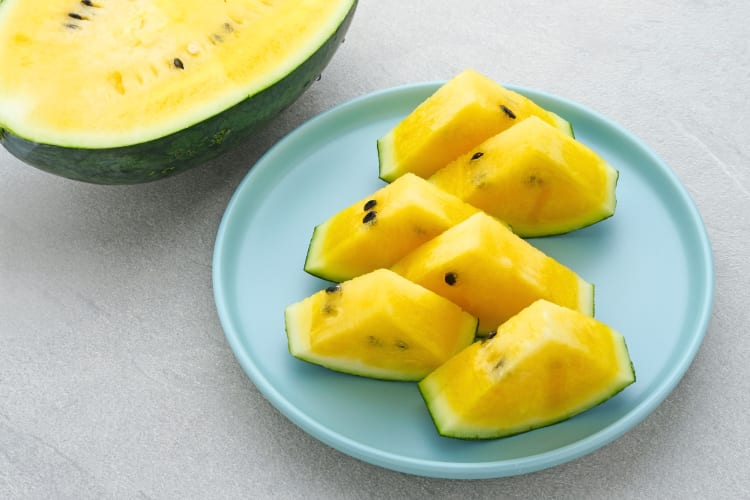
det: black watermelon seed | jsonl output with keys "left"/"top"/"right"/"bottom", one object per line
{"left": 362, "top": 210, "right": 377, "bottom": 224}
{"left": 325, "top": 284, "right": 341, "bottom": 294}
{"left": 481, "top": 331, "right": 498, "bottom": 344}
{"left": 81, "top": 0, "right": 93, "bottom": 5}
{"left": 363, "top": 199, "right": 377, "bottom": 211}
{"left": 500, "top": 105, "right": 516, "bottom": 119}
{"left": 396, "top": 340, "right": 409, "bottom": 350}
{"left": 68, "top": 12, "right": 87, "bottom": 20}
{"left": 471, "top": 152, "right": 484, "bottom": 161}
{"left": 173, "top": 58, "right": 184, "bottom": 69}
{"left": 64, "top": 23, "right": 81, "bottom": 30}
{"left": 444, "top": 272, "right": 457, "bottom": 285}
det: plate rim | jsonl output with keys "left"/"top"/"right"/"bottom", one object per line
{"left": 212, "top": 81, "right": 715, "bottom": 479}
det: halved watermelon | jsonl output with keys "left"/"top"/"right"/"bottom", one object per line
{"left": 0, "top": 0, "right": 357, "bottom": 183}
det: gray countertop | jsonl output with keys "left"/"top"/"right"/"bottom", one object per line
{"left": 2, "top": 1, "right": 748, "bottom": 498}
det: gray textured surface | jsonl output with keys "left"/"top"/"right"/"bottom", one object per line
{"left": 1, "top": 1, "right": 749, "bottom": 498}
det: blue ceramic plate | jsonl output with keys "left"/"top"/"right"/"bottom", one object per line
{"left": 212, "top": 83, "right": 714, "bottom": 478}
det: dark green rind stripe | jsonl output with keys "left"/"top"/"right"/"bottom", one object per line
{"left": 0, "top": 2, "right": 357, "bottom": 185}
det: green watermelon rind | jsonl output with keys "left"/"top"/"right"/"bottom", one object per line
{"left": 303, "top": 223, "right": 354, "bottom": 283}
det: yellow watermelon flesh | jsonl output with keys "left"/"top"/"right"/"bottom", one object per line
{"left": 419, "top": 299, "right": 635, "bottom": 440}
{"left": 377, "top": 69, "right": 573, "bottom": 182}
{"left": 390, "top": 212, "right": 594, "bottom": 335}
{"left": 284, "top": 269, "right": 478, "bottom": 381}
{"left": 429, "top": 115, "right": 619, "bottom": 237}
{"left": 304, "top": 173, "right": 479, "bottom": 282}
